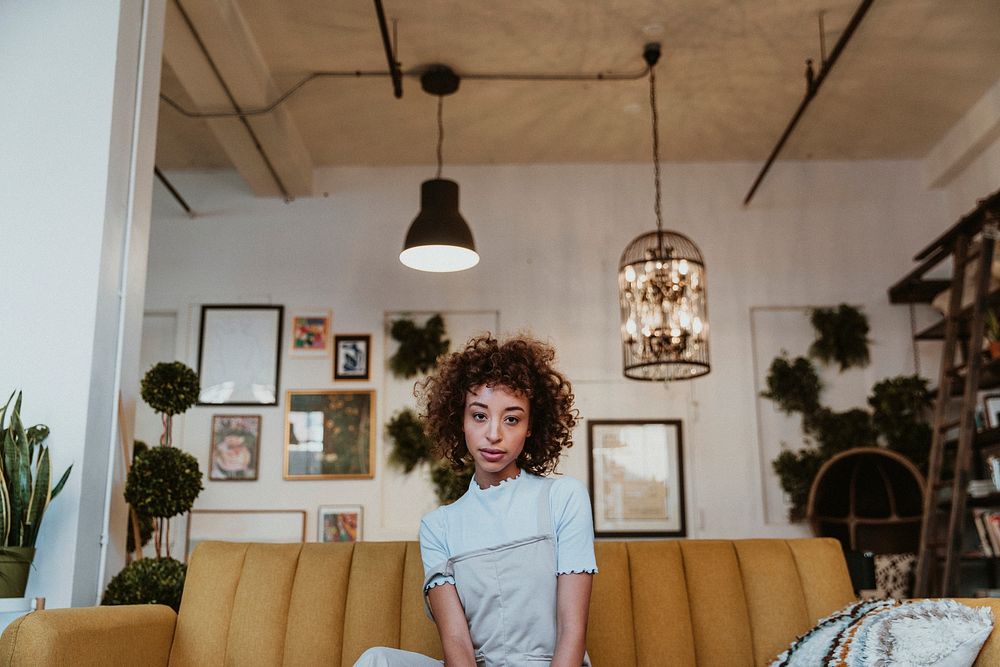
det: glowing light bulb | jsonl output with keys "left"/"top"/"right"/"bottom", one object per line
{"left": 693, "top": 318, "right": 703, "bottom": 334}
{"left": 625, "top": 266, "right": 636, "bottom": 282}
{"left": 678, "top": 259, "right": 689, "bottom": 275}
{"left": 625, "top": 319, "right": 637, "bottom": 335}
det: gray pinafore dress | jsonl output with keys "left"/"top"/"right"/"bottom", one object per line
{"left": 422, "top": 478, "right": 592, "bottom": 667}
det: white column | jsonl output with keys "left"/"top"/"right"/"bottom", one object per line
{"left": 0, "top": 0, "right": 165, "bottom": 607}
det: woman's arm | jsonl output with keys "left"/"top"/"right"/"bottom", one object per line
{"left": 427, "top": 583, "right": 477, "bottom": 667}
{"left": 551, "top": 572, "right": 593, "bottom": 667}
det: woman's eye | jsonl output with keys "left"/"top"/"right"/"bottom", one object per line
{"left": 472, "top": 412, "right": 487, "bottom": 421}
{"left": 504, "top": 416, "right": 520, "bottom": 425}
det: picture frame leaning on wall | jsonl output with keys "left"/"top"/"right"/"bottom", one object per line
{"left": 587, "top": 419, "right": 686, "bottom": 538}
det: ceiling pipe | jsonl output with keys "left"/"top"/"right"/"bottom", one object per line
{"left": 172, "top": 0, "right": 292, "bottom": 201}
{"left": 154, "top": 167, "right": 195, "bottom": 217}
{"left": 743, "top": 0, "right": 876, "bottom": 206}
{"left": 373, "top": 0, "right": 403, "bottom": 98}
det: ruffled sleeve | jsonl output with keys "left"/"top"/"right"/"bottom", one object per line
{"left": 550, "top": 476, "right": 598, "bottom": 575}
{"left": 419, "top": 509, "right": 456, "bottom": 590}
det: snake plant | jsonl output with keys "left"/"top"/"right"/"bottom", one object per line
{"left": 0, "top": 392, "right": 72, "bottom": 547}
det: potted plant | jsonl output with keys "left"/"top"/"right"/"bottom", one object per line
{"left": 986, "top": 308, "right": 1000, "bottom": 360}
{"left": 103, "top": 362, "right": 202, "bottom": 611}
{"left": 0, "top": 392, "right": 72, "bottom": 597}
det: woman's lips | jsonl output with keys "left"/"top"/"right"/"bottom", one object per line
{"left": 479, "top": 449, "right": 504, "bottom": 463}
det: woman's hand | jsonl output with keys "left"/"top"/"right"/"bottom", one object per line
{"left": 427, "top": 583, "right": 477, "bottom": 667}
{"left": 551, "top": 572, "right": 593, "bottom": 667}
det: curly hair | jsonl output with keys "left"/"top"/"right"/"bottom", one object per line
{"left": 417, "top": 333, "right": 578, "bottom": 476}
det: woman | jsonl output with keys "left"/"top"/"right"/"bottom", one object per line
{"left": 356, "top": 334, "right": 596, "bottom": 667}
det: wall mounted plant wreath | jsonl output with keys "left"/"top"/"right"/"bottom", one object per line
{"left": 808, "top": 304, "right": 871, "bottom": 372}
{"left": 388, "top": 315, "right": 449, "bottom": 379}
{"left": 386, "top": 408, "right": 472, "bottom": 503}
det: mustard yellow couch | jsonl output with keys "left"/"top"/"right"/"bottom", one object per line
{"left": 2, "top": 538, "right": 999, "bottom": 666}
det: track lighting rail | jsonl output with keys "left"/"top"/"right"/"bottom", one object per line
{"left": 742, "top": 0, "right": 875, "bottom": 206}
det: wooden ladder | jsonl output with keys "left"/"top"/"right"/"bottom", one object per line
{"left": 914, "top": 220, "right": 998, "bottom": 597}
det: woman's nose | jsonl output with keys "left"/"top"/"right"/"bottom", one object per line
{"left": 487, "top": 420, "right": 502, "bottom": 442}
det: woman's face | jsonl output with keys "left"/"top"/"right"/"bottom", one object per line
{"left": 464, "top": 384, "right": 531, "bottom": 488}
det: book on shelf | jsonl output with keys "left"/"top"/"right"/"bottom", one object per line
{"left": 974, "top": 508, "right": 995, "bottom": 557}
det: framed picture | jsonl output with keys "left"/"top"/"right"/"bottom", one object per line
{"left": 284, "top": 389, "right": 375, "bottom": 479}
{"left": 184, "top": 509, "right": 307, "bottom": 562}
{"left": 334, "top": 334, "right": 371, "bottom": 381}
{"left": 209, "top": 415, "right": 261, "bottom": 481}
{"left": 318, "top": 505, "right": 363, "bottom": 542}
{"left": 289, "top": 309, "right": 331, "bottom": 357}
{"left": 984, "top": 394, "right": 1000, "bottom": 429}
{"left": 587, "top": 420, "right": 686, "bottom": 538}
{"left": 197, "top": 305, "right": 283, "bottom": 406}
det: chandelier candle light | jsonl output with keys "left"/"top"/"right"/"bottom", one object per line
{"left": 619, "top": 43, "right": 710, "bottom": 381}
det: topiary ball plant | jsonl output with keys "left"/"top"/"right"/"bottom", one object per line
{"left": 101, "top": 557, "right": 186, "bottom": 611}
{"left": 140, "top": 362, "right": 199, "bottom": 416}
{"left": 125, "top": 446, "right": 203, "bottom": 519}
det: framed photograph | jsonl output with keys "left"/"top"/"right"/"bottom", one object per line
{"left": 284, "top": 389, "right": 375, "bottom": 479}
{"left": 334, "top": 334, "right": 371, "bottom": 381}
{"left": 318, "top": 505, "right": 363, "bottom": 542}
{"left": 197, "top": 305, "right": 283, "bottom": 406}
{"left": 587, "top": 420, "right": 686, "bottom": 538}
{"left": 289, "top": 309, "right": 331, "bottom": 357}
{"left": 184, "top": 509, "right": 307, "bottom": 562}
{"left": 208, "top": 415, "right": 261, "bottom": 481}
{"left": 984, "top": 394, "right": 1000, "bottom": 429}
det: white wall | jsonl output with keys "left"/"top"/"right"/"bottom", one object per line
{"left": 144, "top": 159, "right": 949, "bottom": 543}
{"left": 0, "top": 1, "right": 163, "bottom": 606}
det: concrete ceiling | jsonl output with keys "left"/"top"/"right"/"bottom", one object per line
{"left": 155, "top": 0, "right": 1000, "bottom": 196}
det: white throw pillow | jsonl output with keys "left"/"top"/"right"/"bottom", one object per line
{"left": 771, "top": 599, "right": 993, "bottom": 667}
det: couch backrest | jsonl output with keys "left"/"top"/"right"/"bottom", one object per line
{"left": 167, "top": 538, "right": 854, "bottom": 667}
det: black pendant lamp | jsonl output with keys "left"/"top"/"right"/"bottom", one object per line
{"left": 400, "top": 66, "right": 479, "bottom": 273}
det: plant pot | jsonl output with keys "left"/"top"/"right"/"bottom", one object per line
{"left": 0, "top": 548, "right": 34, "bottom": 598}
{"left": 990, "top": 341, "right": 1000, "bottom": 360}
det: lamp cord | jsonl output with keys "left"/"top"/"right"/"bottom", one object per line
{"left": 649, "top": 66, "right": 666, "bottom": 262}
{"left": 436, "top": 95, "right": 444, "bottom": 179}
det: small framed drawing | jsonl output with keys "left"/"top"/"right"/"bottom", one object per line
{"left": 184, "top": 509, "right": 307, "bottom": 562}
{"left": 587, "top": 419, "right": 686, "bottom": 538}
{"left": 334, "top": 334, "right": 371, "bottom": 381}
{"left": 284, "top": 389, "right": 375, "bottom": 479}
{"left": 289, "top": 309, "right": 331, "bottom": 357}
{"left": 209, "top": 415, "right": 261, "bottom": 481}
{"left": 318, "top": 505, "right": 363, "bottom": 542}
{"left": 197, "top": 305, "right": 283, "bottom": 406}
{"left": 984, "top": 394, "right": 1000, "bottom": 429}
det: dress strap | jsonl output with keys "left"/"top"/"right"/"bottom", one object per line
{"left": 535, "top": 477, "right": 555, "bottom": 536}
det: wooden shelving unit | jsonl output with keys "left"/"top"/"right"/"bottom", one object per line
{"left": 888, "top": 188, "right": 1000, "bottom": 597}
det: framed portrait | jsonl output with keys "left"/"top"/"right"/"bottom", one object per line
{"left": 318, "top": 505, "right": 363, "bottom": 542}
{"left": 289, "top": 309, "right": 331, "bottom": 357}
{"left": 284, "top": 389, "right": 375, "bottom": 479}
{"left": 208, "top": 415, "right": 261, "bottom": 481}
{"left": 587, "top": 420, "right": 686, "bottom": 538}
{"left": 184, "top": 509, "right": 307, "bottom": 562}
{"left": 197, "top": 305, "right": 283, "bottom": 406}
{"left": 984, "top": 394, "right": 1000, "bottom": 429}
{"left": 334, "top": 334, "right": 371, "bottom": 381}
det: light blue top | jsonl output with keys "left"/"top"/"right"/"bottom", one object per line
{"left": 419, "top": 470, "right": 598, "bottom": 590}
